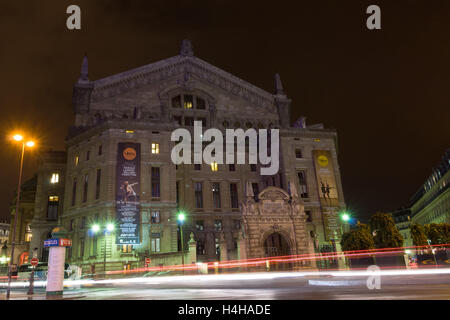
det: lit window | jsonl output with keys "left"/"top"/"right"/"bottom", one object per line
{"left": 126, "top": 130, "right": 135, "bottom": 134}
{"left": 49, "top": 195, "right": 59, "bottom": 202}
{"left": 184, "top": 95, "right": 193, "bottom": 109}
{"left": 50, "top": 173, "right": 59, "bottom": 184}
{"left": 211, "top": 162, "right": 218, "bottom": 172}
{"left": 25, "top": 225, "right": 32, "bottom": 242}
{"left": 152, "top": 143, "right": 160, "bottom": 154}
{"left": 122, "top": 245, "right": 132, "bottom": 253}
{"left": 75, "top": 156, "right": 79, "bottom": 166}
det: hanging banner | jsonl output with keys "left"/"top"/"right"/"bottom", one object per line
{"left": 116, "top": 142, "right": 141, "bottom": 245}
{"left": 312, "top": 150, "right": 339, "bottom": 207}
{"left": 312, "top": 150, "right": 340, "bottom": 241}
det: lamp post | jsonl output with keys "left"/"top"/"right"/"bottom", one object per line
{"left": 177, "top": 211, "right": 186, "bottom": 274}
{"left": 6, "top": 134, "right": 35, "bottom": 299}
{"left": 91, "top": 223, "right": 115, "bottom": 277}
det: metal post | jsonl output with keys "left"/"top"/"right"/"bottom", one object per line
{"left": 180, "top": 223, "right": 184, "bottom": 274}
{"left": 6, "top": 142, "right": 25, "bottom": 299}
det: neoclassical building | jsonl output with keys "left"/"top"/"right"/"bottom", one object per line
{"left": 24, "top": 40, "right": 346, "bottom": 272}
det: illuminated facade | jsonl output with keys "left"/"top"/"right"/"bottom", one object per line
{"left": 28, "top": 40, "right": 346, "bottom": 272}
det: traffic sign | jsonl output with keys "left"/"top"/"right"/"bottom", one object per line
{"left": 145, "top": 258, "right": 150, "bottom": 264}
{"left": 31, "top": 258, "right": 39, "bottom": 266}
{"left": 59, "top": 238, "right": 72, "bottom": 247}
{"left": 44, "top": 239, "right": 59, "bottom": 247}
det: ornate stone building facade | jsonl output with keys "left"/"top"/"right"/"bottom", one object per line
{"left": 26, "top": 40, "right": 346, "bottom": 272}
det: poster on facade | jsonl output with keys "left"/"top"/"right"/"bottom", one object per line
{"left": 312, "top": 150, "right": 339, "bottom": 207}
{"left": 116, "top": 142, "right": 141, "bottom": 245}
{"left": 312, "top": 150, "right": 340, "bottom": 241}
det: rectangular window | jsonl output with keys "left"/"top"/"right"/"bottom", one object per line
{"left": 211, "top": 161, "right": 218, "bottom": 172}
{"left": 173, "top": 115, "right": 182, "bottom": 125}
{"left": 197, "top": 240, "right": 205, "bottom": 255}
{"left": 197, "top": 117, "right": 206, "bottom": 126}
{"left": 25, "top": 225, "right": 32, "bottom": 242}
{"left": 295, "top": 149, "right": 303, "bottom": 158}
{"left": 75, "top": 156, "right": 79, "bottom": 166}
{"left": 95, "top": 169, "right": 101, "bottom": 200}
{"left": 83, "top": 174, "right": 89, "bottom": 203}
{"left": 194, "top": 164, "right": 201, "bottom": 170}
{"left": 214, "top": 220, "right": 223, "bottom": 231}
{"left": 122, "top": 245, "right": 132, "bottom": 253}
{"left": 69, "top": 219, "right": 74, "bottom": 231}
{"left": 212, "top": 183, "right": 221, "bottom": 208}
{"left": 184, "top": 117, "right": 194, "bottom": 126}
{"left": 297, "top": 171, "right": 309, "bottom": 198}
{"left": 195, "top": 182, "right": 203, "bottom": 208}
{"left": 196, "top": 97, "right": 206, "bottom": 109}
{"left": 81, "top": 216, "right": 86, "bottom": 229}
{"left": 151, "top": 167, "right": 160, "bottom": 198}
{"left": 151, "top": 143, "right": 160, "bottom": 154}
{"left": 230, "top": 183, "right": 239, "bottom": 208}
{"left": 184, "top": 95, "right": 193, "bottom": 109}
{"left": 172, "top": 95, "right": 181, "bottom": 108}
{"left": 233, "top": 219, "right": 241, "bottom": 230}
{"left": 250, "top": 164, "right": 257, "bottom": 172}
{"left": 151, "top": 211, "right": 160, "bottom": 224}
{"left": 252, "top": 183, "right": 259, "bottom": 197}
{"left": 86, "top": 150, "right": 90, "bottom": 161}
{"left": 98, "top": 145, "right": 102, "bottom": 156}
{"left": 196, "top": 220, "right": 204, "bottom": 231}
{"left": 215, "top": 238, "right": 220, "bottom": 255}
{"left": 151, "top": 234, "right": 161, "bottom": 252}
{"left": 305, "top": 210, "right": 312, "bottom": 222}
{"left": 47, "top": 196, "right": 59, "bottom": 220}
{"left": 50, "top": 173, "right": 59, "bottom": 184}
{"left": 229, "top": 164, "right": 235, "bottom": 172}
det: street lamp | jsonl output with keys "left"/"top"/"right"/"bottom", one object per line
{"left": 6, "top": 133, "right": 35, "bottom": 299}
{"left": 177, "top": 211, "right": 186, "bottom": 274}
{"left": 91, "top": 223, "right": 115, "bottom": 277}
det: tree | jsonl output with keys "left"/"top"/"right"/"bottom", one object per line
{"left": 424, "top": 223, "right": 450, "bottom": 245}
{"left": 369, "top": 212, "right": 404, "bottom": 249}
{"left": 410, "top": 224, "right": 428, "bottom": 246}
{"left": 341, "top": 224, "right": 375, "bottom": 251}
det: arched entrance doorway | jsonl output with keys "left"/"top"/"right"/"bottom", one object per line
{"left": 263, "top": 232, "right": 292, "bottom": 270}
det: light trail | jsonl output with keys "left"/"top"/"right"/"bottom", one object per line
{"left": 1, "top": 267, "right": 450, "bottom": 289}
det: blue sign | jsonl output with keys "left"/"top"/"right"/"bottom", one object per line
{"left": 44, "top": 239, "right": 59, "bottom": 247}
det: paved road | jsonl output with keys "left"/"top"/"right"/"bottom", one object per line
{"left": 2, "top": 271, "right": 449, "bottom": 300}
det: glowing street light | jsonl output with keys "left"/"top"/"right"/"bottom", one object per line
{"left": 106, "top": 223, "right": 115, "bottom": 232}
{"left": 91, "top": 224, "right": 100, "bottom": 233}
{"left": 341, "top": 213, "right": 350, "bottom": 222}
{"left": 6, "top": 133, "right": 36, "bottom": 299}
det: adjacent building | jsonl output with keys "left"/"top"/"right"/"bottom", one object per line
{"left": 410, "top": 148, "right": 450, "bottom": 225}
{"left": 19, "top": 40, "right": 345, "bottom": 272}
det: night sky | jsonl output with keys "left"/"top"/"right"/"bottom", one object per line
{"left": 0, "top": 1, "right": 449, "bottom": 223}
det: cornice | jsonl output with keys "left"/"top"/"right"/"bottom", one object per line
{"left": 89, "top": 56, "right": 275, "bottom": 108}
